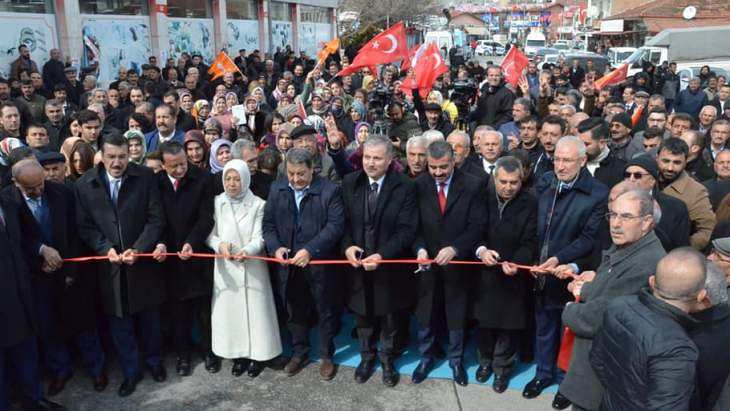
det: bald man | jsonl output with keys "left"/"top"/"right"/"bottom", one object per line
{"left": 590, "top": 248, "right": 706, "bottom": 410}
{"left": 2, "top": 159, "right": 107, "bottom": 396}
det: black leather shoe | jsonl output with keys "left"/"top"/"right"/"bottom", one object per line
{"left": 47, "top": 374, "right": 72, "bottom": 397}
{"left": 450, "top": 362, "right": 468, "bottom": 386}
{"left": 475, "top": 365, "right": 492, "bottom": 383}
{"left": 205, "top": 352, "right": 222, "bottom": 374}
{"left": 31, "top": 398, "right": 65, "bottom": 410}
{"left": 93, "top": 373, "right": 108, "bottom": 392}
{"left": 522, "top": 378, "right": 552, "bottom": 399}
{"left": 411, "top": 359, "right": 433, "bottom": 384}
{"left": 247, "top": 361, "right": 265, "bottom": 378}
{"left": 148, "top": 364, "right": 167, "bottom": 382}
{"left": 231, "top": 359, "right": 250, "bottom": 377}
{"left": 493, "top": 374, "right": 509, "bottom": 393}
{"left": 176, "top": 356, "right": 191, "bottom": 377}
{"left": 382, "top": 362, "right": 399, "bottom": 387}
{"left": 354, "top": 359, "right": 375, "bottom": 384}
{"left": 552, "top": 391, "right": 572, "bottom": 410}
{"left": 118, "top": 373, "right": 143, "bottom": 397}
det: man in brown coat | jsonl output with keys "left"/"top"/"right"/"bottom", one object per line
{"left": 657, "top": 138, "right": 716, "bottom": 250}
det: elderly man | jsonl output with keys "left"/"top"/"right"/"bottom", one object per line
{"left": 341, "top": 136, "right": 418, "bottom": 387}
{"left": 473, "top": 156, "right": 537, "bottom": 393}
{"left": 498, "top": 97, "right": 532, "bottom": 147}
{"left": 291, "top": 124, "right": 339, "bottom": 182}
{"left": 688, "top": 252, "right": 730, "bottom": 411}
{"left": 404, "top": 135, "right": 429, "bottom": 179}
{"left": 698, "top": 106, "right": 718, "bottom": 134}
{"left": 704, "top": 149, "right": 730, "bottom": 211}
{"left": 622, "top": 155, "right": 691, "bottom": 251}
{"left": 657, "top": 138, "right": 716, "bottom": 250}
{"left": 608, "top": 113, "right": 639, "bottom": 162}
{"left": 262, "top": 148, "right": 345, "bottom": 381}
{"left": 590, "top": 248, "right": 706, "bottom": 410}
{"left": 476, "top": 129, "right": 504, "bottom": 177}
{"left": 447, "top": 130, "right": 484, "bottom": 179}
{"left": 525, "top": 136, "right": 608, "bottom": 407}
{"left": 704, "top": 119, "right": 730, "bottom": 164}
{"left": 556, "top": 188, "right": 666, "bottom": 410}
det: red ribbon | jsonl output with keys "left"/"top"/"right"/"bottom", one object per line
{"left": 63, "top": 252, "right": 553, "bottom": 272}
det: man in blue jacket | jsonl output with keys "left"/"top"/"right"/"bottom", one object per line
{"left": 676, "top": 77, "right": 709, "bottom": 120}
{"left": 523, "top": 136, "right": 608, "bottom": 409}
{"left": 145, "top": 104, "right": 184, "bottom": 152}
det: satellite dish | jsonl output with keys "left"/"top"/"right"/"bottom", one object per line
{"left": 683, "top": 6, "right": 697, "bottom": 20}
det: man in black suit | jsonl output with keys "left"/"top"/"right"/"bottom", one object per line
{"left": 155, "top": 141, "right": 216, "bottom": 376}
{"left": 4, "top": 159, "right": 107, "bottom": 396}
{"left": 0, "top": 167, "right": 65, "bottom": 411}
{"left": 341, "top": 135, "right": 418, "bottom": 387}
{"left": 232, "top": 139, "right": 273, "bottom": 200}
{"left": 75, "top": 133, "right": 166, "bottom": 397}
{"left": 410, "top": 140, "right": 485, "bottom": 386}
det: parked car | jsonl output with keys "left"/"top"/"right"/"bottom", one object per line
{"left": 540, "top": 52, "right": 608, "bottom": 73}
{"left": 534, "top": 47, "right": 560, "bottom": 63}
{"left": 475, "top": 40, "right": 506, "bottom": 56}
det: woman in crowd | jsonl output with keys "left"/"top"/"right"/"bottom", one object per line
{"left": 128, "top": 112, "right": 154, "bottom": 134}
{"left": 206, "top": 159, "right": 282, "bottom": 378}
{"left": 212, "top": 95, "right": 235, "bottom": 140}
{"left": 184, "top": 130, "right": 209, "bottom": 170}
{"left": 123, "top": 129, "right": 147, "bottom": 165}
{"left": 193, "top": 99, "right": 212, "bottom": 129}
{"left": 346, "top": 121, "right": 370, "bottom": 156}
{"left": 58, "top": 113, "right": 82, "bottom": 141}
{"left": 67, "top": 140, "right": 95, "bottom": 181}
{"left": 261, "top": 112, "right": 285, "bottom": 148}
{"left": 209, "top": 139, "right": 232, "bottom": 175}
{"left": 204, "top": 118, "right": 224, "bottom": 147}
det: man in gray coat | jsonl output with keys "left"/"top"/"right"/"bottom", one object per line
{"left": 554, "top": 185, "right": 667, "bottom": 410}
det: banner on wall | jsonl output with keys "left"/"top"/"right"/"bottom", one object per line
{"left": 0, "top": 13, "right": 57, "bottom": 79}
{"left": 82, "top": 17, "right": 151, "bottom": 85}
{"left": 299, "top": 22, "right": 332, "bottom": 58}
{"left": 168, "top": 18, "right": 214, "bottom": 63}
{"left": 226, "top": 20, "right": 259, "bottom": 53}
{"left": 271, "top": 21, "right": 293, "bottom": 51}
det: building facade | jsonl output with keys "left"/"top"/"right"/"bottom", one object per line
{"left": 0, "top": 0, "right": 337, "bottom": 83}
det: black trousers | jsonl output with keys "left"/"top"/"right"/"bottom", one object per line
{"left": 476, "top": 328, "right": 519, "bottom": 377}
{"left": 170, "top": 296, "right": 211, "bottom": 357}
{"left": 355, "top": 312, "right": 401, "bottom": 364}
{"left": 287, "top": 270, "right": 338, "bottom": 360}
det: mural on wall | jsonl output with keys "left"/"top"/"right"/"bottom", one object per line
{"left": 270, "top": 21, "right": 292, "bottom": 51}
{"left": 226, "top": 20, "right": 259, "bottom": 53}
{"left": 82, "top": 18, "right": 151, "bottom": 85}
{"left": 0, "top": 13, "right": 57, "bottom": 79}
{"left": 168, "top": 19, "right": 214, "bottom": 63}
{"left": 299, "top": 22, "right": 332, "bottom": 57}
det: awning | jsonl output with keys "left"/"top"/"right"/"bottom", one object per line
{"left": 593, "top": 30, "right": 640, "bottom": 36}
{"left": 465, "top": 26, "right": 489, "bottom": 36}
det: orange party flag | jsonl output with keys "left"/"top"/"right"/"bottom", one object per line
{"left": 208, "top": 51, "right": 240, "bottom": 81}
{"left": 317, "top": 38, "right": 340, "bottom": 64}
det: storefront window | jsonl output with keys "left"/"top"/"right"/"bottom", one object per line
{"left": 300, "top": 5, "right": 330, "bottom": 23}
{"left": 0, "top": 0, "right": 54, "bottom": 13}
{"left": 79, "top": 0, "right": 146, "bottom": 15}
{"left": 269, "top": 1, "right": 290, "bottom": 21}
{"left": 227, "top": 0, "right": 257, "bottom": 20}
{"left": 167, "top": 0, "right": 211, "bottom": 18}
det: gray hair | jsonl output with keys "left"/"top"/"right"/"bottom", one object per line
{"left": 426, "top": 140, "right": 454, "bottom": 161}
{"left": 700, "top": 105, "right": 718, "bottom": 117}
{"left": 494, "top": 155, "right": 524, "bottom": 178}
{"left": 406, "top": 135, "right": 428, "bottom": 152}
{"left": 421, "top": 130, "right": 445, "bottom": 144}
{"left": 560, "top": 104, "right": 577, "bottom": 115}
{"left": 286, "top": 148, "right": 313, "bottom": 168}
{"left": 362, "top": 135, "right": 394, "bottom": 158}
{"left": 473, "top": 125, "right": 496, "bottom": 139}
{"left": 556, "top": 135, "right": 587, "bottom": 158}
{"left": 705, "top": 262, "right": 729, "bottom": 305}
{"left": 446, "top": 130, "right": 471, "bottom": 148}
{"left": 617, "top": 189, "right": 656, "bottom": 223}
{"left": 514, "top": 97, "right": 533, "bottom": 112}
{"left": 653, "top": 199, "right": 662, "bottom": 225}
{"left": 92, "top": 88, "right": 107, "bottom": 97}
{"left": 11, "top": 158, "right": 43, "bottom": 179}
{"left": 480, "top": 130, "right": 504, "bottom": 148}
{"left": 232, "top": 139, "right": 258, "bottom": 160}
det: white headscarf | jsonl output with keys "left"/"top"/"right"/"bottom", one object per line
{"left": 221, "top": 159, "right": 251, "bottom": 202}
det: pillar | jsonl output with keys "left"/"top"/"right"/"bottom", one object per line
{"left": 148, "top": 0, "right": 170, "bottom": 61}
{"left": 291, "top": 3, "right": 300, "bottom": 54}
{"left": 54, "top": 0, "right": 83, "bottom": 67}
{"left": 212, "top": 0, "right": 227, "bottom": 52}
{"left": 259, "top": 0, "right": 269, "bottom": 53}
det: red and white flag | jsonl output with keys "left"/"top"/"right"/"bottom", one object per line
{"left": 594, "top": 63, "right": 628, "bottom": 90}
{"left": 500, "top": 45, "right": 529, "bottom": 87}
{"left": 336, "top": 22, "right": 409, "bottom": 77}
{"left": 401, "top": 42, "right": 447, "bottom": 96}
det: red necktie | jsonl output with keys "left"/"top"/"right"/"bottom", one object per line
{"left": 438, "top": 183, "right": 447, "bottom": 215}
{"left": 173, "top": 179, "right": 179, "bottom": 191}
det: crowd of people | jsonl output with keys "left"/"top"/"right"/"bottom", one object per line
{"left": 1, "top": 40, "right": 730, "bottom": 411}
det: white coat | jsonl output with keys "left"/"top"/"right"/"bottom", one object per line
{"left": 207, "top": 188, "right": 282, "bottom": 360}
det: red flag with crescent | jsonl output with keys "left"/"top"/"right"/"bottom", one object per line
{"left": 500, "top": 45, "right": 529, "bottom": 87}
{"left": 401, "top": 42, "right": 447, "bottom": 96}
{"left": 336, "top": 21, "right": 409, "bottom": 77}
{"left": 594, "top": 63, "right": 628, "bottom": 90}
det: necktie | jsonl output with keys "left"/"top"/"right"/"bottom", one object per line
{"left": 438, "top": 183, "right": 447, "bottom": 215}
{"left": 173, "top": 179, "right": 179, "bottom": 191}
{"left": 110, "top": 179, "right": 120, "bottom": 206}
{"left": 29, "top": 198, "right": 42, "bottom": 223}
{"left": 488, "top": 165, "right": 495, "bottom": 174}
{"left": 367, "top": 182, "right": 378, "bottom": 217}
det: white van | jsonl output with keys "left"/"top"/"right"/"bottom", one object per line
{"left": 424, "top": 31, "right": 453, "bottom": 53}
{"left": 524, "top": 31, "right": 546, "bottom": 57}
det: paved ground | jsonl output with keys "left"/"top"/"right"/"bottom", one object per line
{"left": 51, "top": 358, "right": 554, "bottom": 410}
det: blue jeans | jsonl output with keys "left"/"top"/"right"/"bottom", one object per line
{"left": 0, "top": 337, "right": 42, "bottom": 411}
{"left": 108, "top": 307, "right": 162, "bottom": 379}
{"left": 534, "top": 306, "right": 565, "bottom": 383}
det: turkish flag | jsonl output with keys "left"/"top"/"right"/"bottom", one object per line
{"left": 336, "top": 21, "right": 409, "bottom": 77}
{"left": 500, "top": 45, "right": 529, "bottom": 87}
{"left": 594, "top": 63, "right": 628, "bottom": 90}
{"left": 401, "top": 43, "right": 424, "bottom": 71}
{"left": 401, "top": 42, "right": 447, "bottom": 96}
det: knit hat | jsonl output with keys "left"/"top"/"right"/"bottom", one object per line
{"left": 611, "top": 112, "right": 633, "bottom": 130}
{"left": 625, "top": 154, "right": 659, "bottom": 181}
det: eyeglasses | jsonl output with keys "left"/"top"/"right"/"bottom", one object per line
{"left": 623, "top": 171, "right": 649, "bottom": 180}
{"left": 605, "top": 212, "right": 649, "bottom": 222}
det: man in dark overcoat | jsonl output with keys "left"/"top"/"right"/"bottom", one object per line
{"left": 341, "top": 135, "right": 418, "bottom": 387}
{"left": 411, "top": 140, "right": 486, "bottom": 386}
{"left": 75, "top": 133, "right": 166, "bottom": 397}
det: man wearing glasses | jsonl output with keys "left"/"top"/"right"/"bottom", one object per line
{"left": 555, "top": 187, "right": 667, "bottom": 410}
{"left": 622, "top": 155, "right": 691, "bottom": 251}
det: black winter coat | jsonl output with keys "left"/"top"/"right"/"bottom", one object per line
{"left": 689, "top": 303, "right": 730, "bottom": 411}
{"left": 341, "top": 170, "right": 418, "bottom": 316}
{"left": 157, "top": 166, "right": 215, "bottom": 301}
{"left": 590, "top": 288, "right": 699, "bottom": 411}
{"left": 473, "top": 81, "right": 515, "bottom": 129}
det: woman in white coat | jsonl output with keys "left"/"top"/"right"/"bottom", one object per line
{"left": 207, "top": 159, "right": 282, "bottom": 378}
